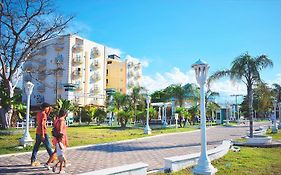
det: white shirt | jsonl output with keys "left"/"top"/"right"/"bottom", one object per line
{"left": 56, "top": 142, "right": 65, "bottom": 157}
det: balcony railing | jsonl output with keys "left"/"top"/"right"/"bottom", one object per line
{"left": 38, "top": 47, "right": 47, "bottom": 55}
{"left": 72, "top": 71, "right": 82, "bottom": 79}
{"left": 72, "top": 44, "right": 83, "bottom": 52}
{"left": 91, "top": 60, "right": 100, "bottom": 68}
{"left": 91, "top": 47, "right": 100, "bottom": 58}
{"left": 72, "top": 56, "right": 83, "bottom": 64}
{"left": 91, "top": 86, "right": 99, "bottom": 94}
{"left": 55, "top": 55, "right": 64, "bottom": 64}
{"left": 91, "top": 73, "right": 101, "bottom": 81}
{"left": 54, "top": 43, "right": 64, "bottom": 51}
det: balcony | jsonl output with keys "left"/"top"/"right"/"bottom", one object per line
{"left": 72, "top": 71, "right": 82, "bottom": 79}
{"left": 91, "top": 60, "right": 100, "bottom": 69}
{"left": 38, "top": 60, "right": 47, "bottom": 71}
{"left": 72, "top": 44, "right": 83, "bottom": 52}
{"left": 37, "top": 85, "right": 45, "bottom": 93}
{"left": 134, "top": 63, "right": 141, "bottom": 70}
{"left": 91, "top": 86, "right": 99, "bottom": 94}
{"left": 91, "top": 47, "right": 100, "bottom": 58}
{"left": 55, "top": 55, "right": 64, "bottom": 64}
{"left": 56, "top": 68, "right": 63, "bottom": 77}
{"left": 91, "top": 73, "right": 101, "bottom": 81}
{"left": 128, "top": 70, "right": 134, "bottom": 77}
{"left": 127, "top": 61, "right": 133, "bottom": 68}
{"left": 72, "top": 56, "right": 83, "bottom": 65}
{"left": 54, "top": 43, "right": 64, "bottom": 51}
{"left": 38, "top": 47, "right": 47, "bottom": 55}
{"left": 23, "top": 62, "right": 34, "bottom": 72}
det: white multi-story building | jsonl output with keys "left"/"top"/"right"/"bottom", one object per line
{"left": 126, "top": 59, "right": 142, "bottom": 94}
{"left": 23, "top": 34, "right": 106, "bottom": 106}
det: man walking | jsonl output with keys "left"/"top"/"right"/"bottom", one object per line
{"left": 31, "top": 102, "right": 53, "bottom": 166}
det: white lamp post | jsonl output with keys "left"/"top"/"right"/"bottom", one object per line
{"left": 272, "top": 100, "right": 278, "bottom": 133}
{"left": 192, "top": 59, "right": 217, "bottom": 175}
{"left": 175, "top": 113, "right": 179, "bottom": 129}
{"left": 20, "top": 81, "right": 34, "bottom": 147}
{"left": 278, "top": 102, "right": 281, "bottom": 129}
{"left": 144, "top": 95, "right": 152, "bottom": 134}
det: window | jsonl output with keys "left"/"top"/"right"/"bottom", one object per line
{"left": 106, "top": 79, "right": 109, "bottom": 84}
{"left": 120, "top": 68, "right": 123, "bottom": 72}
{"left": 106, "top": 69, "right": 108, "bottom": 75}
{"left": 107, "top": 61, "right": 112, "bottom": 64}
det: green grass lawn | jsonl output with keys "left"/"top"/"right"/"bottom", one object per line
{"left": 155, "top": 130, "right": 281, "bottom": 175}
{"left": 0, "top": 124, "right": 197, "bottom": 155}
{"left": 155, "top": 147, "right": 281, "bottom": 175}
{"left": 267, "top": 129, "right": 281, "bottom": 140}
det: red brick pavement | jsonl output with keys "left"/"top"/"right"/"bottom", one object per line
{"left": 0, "top": 122, "right": 270, "bottom": 175}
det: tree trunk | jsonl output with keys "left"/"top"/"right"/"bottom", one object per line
{"left": 120, "top": 117, "right": 126, "bottom": 128}
{"left": 248, "top": 85, "right": 254, "bottom": 138}
{"left": 0, "top": 80, "right": 14, "bottom": 129}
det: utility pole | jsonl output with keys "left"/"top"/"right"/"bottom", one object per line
{"left": 231, "top": 94, "right": 243, "bottom": 121}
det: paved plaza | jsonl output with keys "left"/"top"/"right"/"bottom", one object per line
{"left": 0, "top": 122, "right": 270, "bottom": 175}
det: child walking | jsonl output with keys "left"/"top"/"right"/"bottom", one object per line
{"left": 52, "top": 133, "right": 66, "bottom": 174}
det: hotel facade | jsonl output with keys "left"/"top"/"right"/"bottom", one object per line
{"left": 22, "top": 34, "right": 142, "bottom": 107}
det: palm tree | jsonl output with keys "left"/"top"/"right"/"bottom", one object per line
{"left": 112, "top": 92, "right": 131, "bottom": 128}
{"left": 129, "top": 87, "right": 146, "bottom": 124}
{"left": 209, "top": 53, "right": 273, "bottom": 137}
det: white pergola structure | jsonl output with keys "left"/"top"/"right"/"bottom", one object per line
{"left": 151, "top": 102, "right": 173, "bottom": 127}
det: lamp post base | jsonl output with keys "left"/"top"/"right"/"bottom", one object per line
{"left": 144, "top": 125, "right": 152, "bottom": 134}
{"left": 20, "top": 131, "right": 33, "bottom": 147}
{"left": 192, "top": 159, "right": 217, "bottom": 175}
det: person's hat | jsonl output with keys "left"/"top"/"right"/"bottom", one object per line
{"left": 41, "top": 102, "right": 51, "bottom": 109}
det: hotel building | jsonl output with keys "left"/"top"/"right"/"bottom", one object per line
{"left": 22, "top": 34, "right": 142, "bottom": 106}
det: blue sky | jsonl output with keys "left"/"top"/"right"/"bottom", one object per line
{"left": 57, "top": 0, "right": 281, "bottom": 103}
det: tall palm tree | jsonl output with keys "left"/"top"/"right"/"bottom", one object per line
{"left": 209, "top": 53, "right": 273, "bottom": 137}
{"left": 129, "top": 86, "right": 146, "bottom": 124}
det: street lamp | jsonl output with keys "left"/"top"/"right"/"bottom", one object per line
{"left": 272, "top": 100, "right": 278, "bottom": 133}
{"left": 192, "top": 59, "right": 217, "bottom": 175}
{"left": 144, "top": 95, "right": 152, "bottom": 134}
{"left": 20, "top": 81, "right": 34, "bottom": 147}
{"left": 278, "top": 102, "right": 281, "bottom": 129}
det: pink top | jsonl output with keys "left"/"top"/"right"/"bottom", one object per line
{"left": 52, "top": 117, "right": 68, "bottom": 147}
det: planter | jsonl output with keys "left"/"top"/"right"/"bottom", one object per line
{"left": 246, "top": 135, "right": 272, "bottom": 145}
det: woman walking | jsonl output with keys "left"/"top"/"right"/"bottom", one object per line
{"left": 44, "top": 109, "right": 69, "bottom": 169}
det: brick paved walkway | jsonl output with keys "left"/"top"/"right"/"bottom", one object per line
{"left": 0, "top": 122, "right": 270, "bottom": 175}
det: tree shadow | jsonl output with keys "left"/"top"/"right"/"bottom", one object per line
{"left": 0, "top": 164, "right": 51, "bottom": 174}
{"left": 77, "top": 140, "right": 222, "bottom": 153}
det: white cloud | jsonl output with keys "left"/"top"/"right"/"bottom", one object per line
{"left": 106, "top": 47, "right": 122, "bottom": 56}
{"left": 141, "top": 67, "right": 197, "bottom": 93}
{"left": 142, "top": 67, "right": 247, "bottom": 98}
{"left": 65, "top": 21, "right": 92, "bottom": 38}
{"left": 124, "top": 55, "right": 150, "bottom": 67}
{"left": 266, "top": 73, "right": 281, "bottom": 87}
